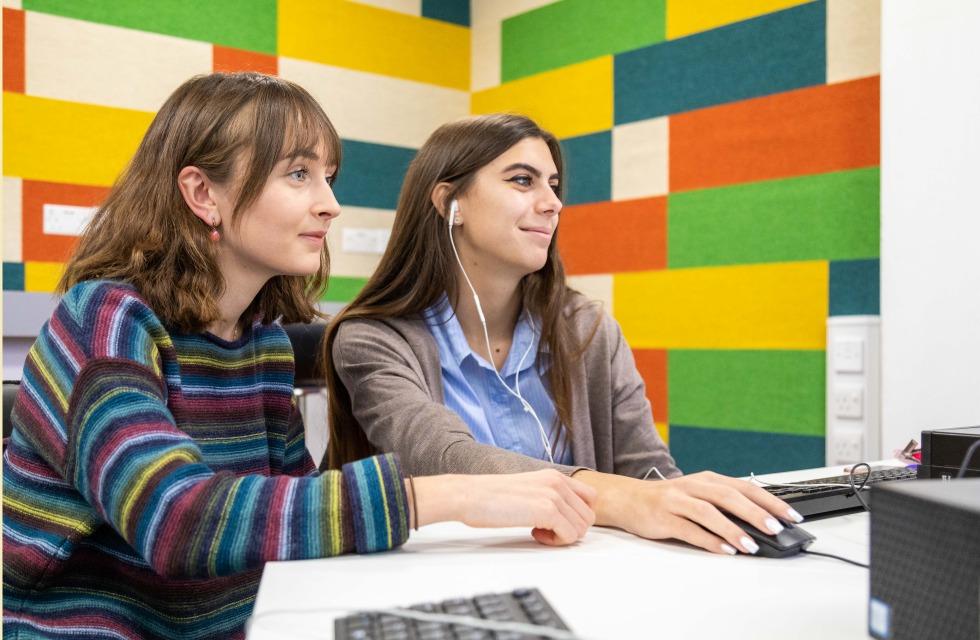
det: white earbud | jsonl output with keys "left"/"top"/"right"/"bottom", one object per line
{"left": 449, "top": 199, "right": 462, "bottom": 226}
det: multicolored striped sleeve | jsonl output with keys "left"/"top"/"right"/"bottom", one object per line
{"left": 66, "top": 358, "right": 410, "bottom": 578}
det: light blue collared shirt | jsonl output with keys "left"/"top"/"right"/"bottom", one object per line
{"left": 423, "top": 296, "right": 572, "bottom": 464}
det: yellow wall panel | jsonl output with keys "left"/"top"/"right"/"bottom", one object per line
{"left": 656, "top": 422, "right": 669, "bottom": 444}
{"left": 4, "top": 93, "right": 153, "bottom": 187}
{"left": 614, "top": 261, "right": 829, "bottom": 349}
{"left": 25, "top": 261, "right": 65, "bottom": 293}
{"left": 667, "top": 0, "right": 813, "bottom": 39}
{"left": 470, "top": 57, "right": 613, "bottom": 139}
{"left": 278, "top": 0, "right": 469, "bottom": 90}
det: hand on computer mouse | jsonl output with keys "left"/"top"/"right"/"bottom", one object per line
{"left": 572, "top": 469, "right": 804, "bottom": 555}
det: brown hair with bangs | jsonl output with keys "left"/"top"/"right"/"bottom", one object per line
{"left": 324, "top": 113, "right": 599, "bottom": 469}
{"left": 58, "top": 72, "right": 342, "bottom": 332}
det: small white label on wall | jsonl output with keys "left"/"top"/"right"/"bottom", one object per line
{"left": 43, "top": 204, "right": 97, "bottom": 236}
{"left": 342, "top": 227, "right": 390, "bottom": 255}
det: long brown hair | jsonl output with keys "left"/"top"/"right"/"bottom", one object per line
{"left": 324, "top": 113, "right": 596, "bottom": 469}
{"left": 58, "top": 72, "right": 342, "bottom": 331}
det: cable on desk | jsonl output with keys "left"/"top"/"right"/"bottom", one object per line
{"left": 848, "top": 462, "right": 872, "bottom": 512}
{"left": 801, "top": 549, "right": 869, "bottom": 569}
{"left": 247, "top": 605, "right": 596, "bottom": 640}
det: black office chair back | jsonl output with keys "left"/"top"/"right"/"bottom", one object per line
{"left": 4, "top": 380, "right": 22, "bottom": 446}
{"left": 283, "top": 322, "right": 328, "bottom": 389}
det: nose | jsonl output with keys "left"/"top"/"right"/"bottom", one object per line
{"left": 315, "top": 179, "right": 342, "bottom": 220}
{"left": 536, "top": 184, "right": 562, "bottom": 218}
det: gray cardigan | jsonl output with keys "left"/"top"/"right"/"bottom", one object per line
{"left": 332, "top": 298, "right": 681, "bottom": 479}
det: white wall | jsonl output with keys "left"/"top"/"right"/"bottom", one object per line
{"left": 881, "top": 0, "right": 980, "bottom": 448}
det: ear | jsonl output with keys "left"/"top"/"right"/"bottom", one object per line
{"left": 430, "top": 182, "right": 453, "bottom": 221}
{"left": 177, "top": 166, "right": 221, "bottom": 227}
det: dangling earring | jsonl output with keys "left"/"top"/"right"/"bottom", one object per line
{"left": 209, "top": 216, "right": 220, "bottom": 243}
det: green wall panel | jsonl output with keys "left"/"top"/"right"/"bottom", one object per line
{"left": 668, "top": 167, "right": 880, "bottom": 268}
{"left": 322, "top": 276, "right": 368, "bottom": 303}
{"left": 669, "top": 349, "right": 825, "bottom": 436}
{"left": 501, "top": 0, "right": 665, "bottom": 82}
{"left": 23, "top": 0, "right": 277, "bottom": 53}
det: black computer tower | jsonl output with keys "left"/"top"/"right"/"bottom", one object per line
{"left": 869, "top": 479, "right": 980, "bottom": 640}
{"left": 919, "top": 425, "right": 980, "bottom": 479}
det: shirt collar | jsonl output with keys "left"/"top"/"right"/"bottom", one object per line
{"left": 423, "top": 293, "right": 542, "bottom": 375}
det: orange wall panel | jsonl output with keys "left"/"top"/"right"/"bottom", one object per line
{"left": 3, "top": 8, "right": 26, "bottom": 93}
{"left": 633, "top": 349, "right": 668, "bottom": 424}
{"left": 212, "top": 45, "right": 278, "bottom": 75}
{"left": 671, "top": 76, "right": 880, "bottom": 192}
{"left": 22, "top": 181, "right": 110, "bottom": 263}
{"left": 558, "top": 196, "right": 667, "bottom": 274}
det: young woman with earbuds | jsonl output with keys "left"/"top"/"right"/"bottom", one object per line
{"left": 324, "top": 113, "right": 804, "bottom": 557}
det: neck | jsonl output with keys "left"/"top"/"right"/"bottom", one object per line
{"left": 208, "top": 252, "right": 270, "bottom": 341}
{"left": 452, "top": 262, "right": 523, "bottom": 346}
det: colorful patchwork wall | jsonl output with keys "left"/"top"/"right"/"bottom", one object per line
{"left": 2, "top": 0, "right": 880, "bottom": 475}
{"left": 471, "top": 0, "right": 881, "bottom": 475}
{"left": 3, "top": 0, "right": 470, "bottom": 300}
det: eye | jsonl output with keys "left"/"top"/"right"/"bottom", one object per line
{"left": 288, "top": 168, "right": 309, "bottom": 182}
{"left": 326, "top": 175, "right": 336, "bottom": 187}
{"left": 549, "top": 183, "right": 560, "bottom": 196}
{"left": 508, "top": 174, "right": 533, "bottom": 187}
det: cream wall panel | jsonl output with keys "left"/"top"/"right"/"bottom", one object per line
{"left": 352, "top": 0, "right": 421, "bottom": 16}
{"left": 471, "top": 0, "right": 558, "bottom": 91}
{"left": 327, "top": 205, "right": 395, "bottom": 278}
{"left": 612, "top": 117, "right": 669, "bottom": 201}
{"left": 567, "top": 274, "right": 613, "bottom": 310}
{"left": 3, "top": 177, "right": 23, "bottom": 262}
{"left": 3, "top": 0, "right": 23, "bottom": 8}
{"left": 827, "top": 0, "right": 881, "bottom": 83}
{"left": 279, "top": 57, "right": 468, "bottom": 149}
{"left": 25, "top": 11, "right": 211, "bottom": 113}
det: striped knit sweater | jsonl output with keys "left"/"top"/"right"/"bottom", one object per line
{"left": 2, "top": 280, "right": 410, "bottom": 639}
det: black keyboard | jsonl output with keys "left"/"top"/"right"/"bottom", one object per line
{"left": 334, "top": 588, "right": 571, "bottom": 640}
{"left": 762, "top": 465, "right": 917, "bottom": 518}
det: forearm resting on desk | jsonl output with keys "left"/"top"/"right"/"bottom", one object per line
{"left": 405, "top": 470, "right": 597, "bottom": 546}
{"left": 571, "top": 469, "right": 804, "bottom": 555}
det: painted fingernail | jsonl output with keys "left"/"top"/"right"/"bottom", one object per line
{"left": 721, "top": 543, "right": 737, "bottom": 555}
{"left": 787, "top": 508, "right": 804, "bottom": 523}
{"left": 766, "top": 517, "right": 784, "bottom": 535}
{"left": 741, "top": 536, "right": 759, "bottom": 554}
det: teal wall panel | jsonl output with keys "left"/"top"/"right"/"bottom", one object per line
{"left": 670, "top": 424, "right": 824, "bottom": 475}
{"left": 830, "top": 258, "right": 880, "bottom": 315}
{"left": 615, "top": 0, "right": 825, "bottom": 123}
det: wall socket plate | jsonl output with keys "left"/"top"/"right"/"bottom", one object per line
{"left": 832, "top": 385, "right": 864, "bottom": 419}
{"left": 829, "top": 430, "right": 864, "bottom": 465}
{"left": 833, "top": 337, "right": 865, "bottom": 373}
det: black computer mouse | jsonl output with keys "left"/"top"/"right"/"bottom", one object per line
{"left": 725, "top": 514, "right": 816, "bottom": 558}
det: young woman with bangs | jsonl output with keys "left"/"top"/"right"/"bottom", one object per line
{"left": 325, "top": 113, "right": 805, "bottom": 558}
{"left": 1, "top": 74, "right": 595, "bottom": 640}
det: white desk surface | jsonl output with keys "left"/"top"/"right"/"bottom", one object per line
{"left": 249, "top": 462, "right": 902, "bottom": 640}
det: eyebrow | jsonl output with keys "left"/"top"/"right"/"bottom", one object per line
{"left": 282, "top": 149, "right": 319, "bottom": 161}
{"left": 501, "top": 162, "right": 559, "bottom": 181}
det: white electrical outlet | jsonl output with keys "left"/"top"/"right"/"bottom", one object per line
{"left": 833, "top": 337, "right": 865, "bottom": 373}
{"left": 43, "top": 203, "right": 97, "bottom": 236}
{"left": 832, "top": 385, "right": 864, "bottom": 419}
{"left": 829, "top": 431, "right": 864, "bottom": 465}
{"left": 341, "top": 228, "right": 390, "bottom": 254}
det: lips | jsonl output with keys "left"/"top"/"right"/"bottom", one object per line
{"left": 520, "top": 226, "right": 553, "bottom": 239}
{"left": 299, "top": 230, "right": 327, "bottom": 245}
